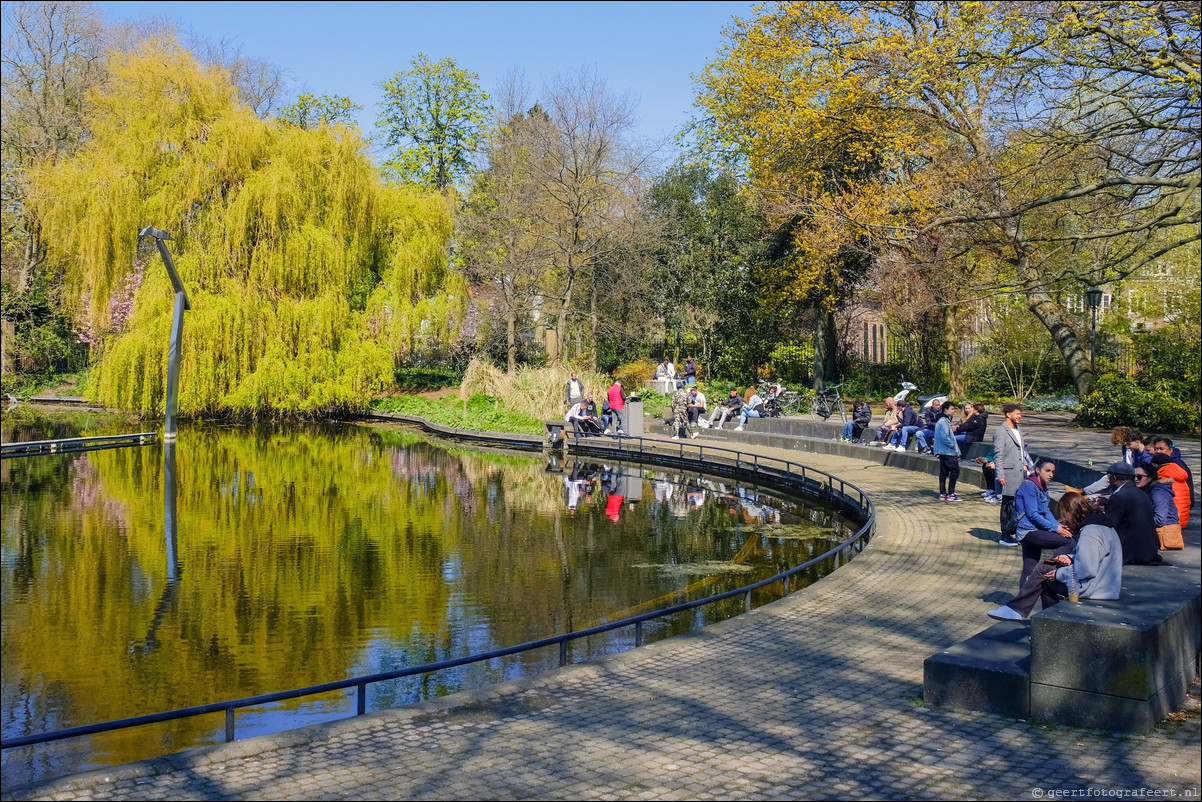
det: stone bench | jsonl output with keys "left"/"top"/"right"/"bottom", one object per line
{"left": 923, "top": 559, "right": 1202, "bottom": 732}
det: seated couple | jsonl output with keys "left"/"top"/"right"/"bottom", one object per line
{"left": 987, "top": 492, "right": 1121, "bottom": 620}
{"left": 565, "top": 394, "right": 604, "bottom": 435}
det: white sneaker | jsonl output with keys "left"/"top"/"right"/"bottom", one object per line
{"left": 734, "top": 426, "right": 744, "bottom": 432}
{"left": 670, "top": 435, "right": 680, "bottom": 440}
{"left": 691, "top": 432, "right": 699, "bottom": 439}
{"left": 987, "top": 606, "right": 1023, "bottom": 621}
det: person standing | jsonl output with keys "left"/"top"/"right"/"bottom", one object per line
{"left": 606, "top": 379, "right": 627, "bottom": 435}
{"left": 934, "top": 400, "right": 963, "bottom": 501}
{"left": 683, "top": 356, "right": 698, "bottom": 385}
{"left": 670, "top": 385, "right": 690, "bottom": 440}
{"left": 993, "top": 403, "right": 1031, "bottom": 547}
{"left": 564, "top": 371, "right": 586, "bottom": 409}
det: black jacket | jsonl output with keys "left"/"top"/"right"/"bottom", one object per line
{"left": 1104, "top": 482, "right": 1161, "bottom": 565}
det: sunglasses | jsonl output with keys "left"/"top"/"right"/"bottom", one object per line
{"left": 1134, "top": 474, "right": 1150, "bottom": 480}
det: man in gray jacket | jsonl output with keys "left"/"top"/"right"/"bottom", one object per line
{"left": 993, "top": 403, "right": 1031, "bottom": 547}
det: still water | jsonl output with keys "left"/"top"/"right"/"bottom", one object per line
{"left": 1, "top": 418, "right": 852, "bottom": 785}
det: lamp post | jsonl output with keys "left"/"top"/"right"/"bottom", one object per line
{"left": 139, "top": 227, "right": 190, "bottom": 440}
{"left": 1086, "top": 286, "right": 1103, "bottom": 376}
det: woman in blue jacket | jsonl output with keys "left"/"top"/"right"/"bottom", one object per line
{"left": 1015, "top": 457, "right": 1076, "bottom": 588}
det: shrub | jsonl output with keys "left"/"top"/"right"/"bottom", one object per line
{"left": 611, "top": 359, "right": 658, "bottom": 395}
{"left": 1076, "top": 373, "right": 1200, "bottom": 433}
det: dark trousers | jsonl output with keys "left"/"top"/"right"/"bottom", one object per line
{"left": 1018, "top": 529, "right": 1075, "bottom": 588}
{"left": 1007, "top": 568, "right": 1068, "bottom": 617}
{"left": 938, "top": 454, "right": 960, "bottom": 495}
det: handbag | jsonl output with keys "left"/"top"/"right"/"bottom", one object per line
{"left": 1157, "top": 524, "right": 1184, "bottom": 550}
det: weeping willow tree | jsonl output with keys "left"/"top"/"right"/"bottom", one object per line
{"left": 30, "top": 40, "right": 465, "bottom": 417}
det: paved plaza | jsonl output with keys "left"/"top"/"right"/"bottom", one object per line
{"left": 4, "top": 418, "right": 1199, "bottom": 801}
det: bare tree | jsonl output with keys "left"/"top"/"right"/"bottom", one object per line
{"left": 526, "top": 68, "right": 647, "bottom": 367}
{"left": 459, "top": 104, "right": 553, "bottom": 373}
{"left": 188, "top": 36, "right": 289, "bottom": 118}
{"left": 2, "top": 0, "right": 107, "bottom": 292}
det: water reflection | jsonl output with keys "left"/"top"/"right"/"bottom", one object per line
{"left": 1, "top": 420, "right": 850, "bottom": 785}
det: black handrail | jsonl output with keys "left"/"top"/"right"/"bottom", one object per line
{"left": 2, "top": 429, "right": 874, "bottom": 752}
{"left": 1, "top": 432, "right": 157, "bottom": 458}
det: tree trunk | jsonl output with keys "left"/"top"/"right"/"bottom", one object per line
{"left": 812, "top": 308, "right": 838, "bottom": 389}
{"left": 945, "top": 303, "right": 964, "bottom": 398}
{"left": 506, "top": 310, "right": 517, "bottom": 374}
{"left": 1026, "top": 288, "right": 1093, "bottom": 396}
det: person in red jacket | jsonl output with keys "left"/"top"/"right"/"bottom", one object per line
{"left": 605, "top": 379, "right": 627, "bottom": 435}
{"left": 1149, "top": 452, "right": 1191, "bottom": 529}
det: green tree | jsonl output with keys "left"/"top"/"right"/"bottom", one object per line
{"left": 31, "top": 40, "right": 464, "bottom": 417}
{"left": 642, "top": 165, "right": 767, "bottom": 372}
{"left": 278, "top": 92, "right": 361, "bottom": 129}
{"left": 377, "top": 53, "right": 490, "bottom": 190}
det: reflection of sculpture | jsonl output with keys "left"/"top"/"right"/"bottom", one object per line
{"left": 131, "top": 441, "right": 182, "bottom": 655}
{"left": 139, "top": 227, "right": 191, "bottom": 441}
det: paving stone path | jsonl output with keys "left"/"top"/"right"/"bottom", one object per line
{"left": 4, "top": 433, "right": 1199, "bottom": 801}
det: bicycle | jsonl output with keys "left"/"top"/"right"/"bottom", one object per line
{"left": 810, "top": 383, "right": 847, "bottom": 423}
{"left": 777, "top": 390, "right": 803, "bottom": 416}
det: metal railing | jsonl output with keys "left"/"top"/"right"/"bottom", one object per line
{"left": 0, "top": 432, "right": 157, "bottom": 458}
{"left": 1, "top": 429, "right": 874, "bottom": 753}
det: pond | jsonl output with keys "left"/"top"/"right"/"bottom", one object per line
{"left": 1, "top": 416, "right": 855, "bottom": 785}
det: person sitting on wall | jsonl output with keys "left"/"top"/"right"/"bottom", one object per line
{"left": 913, "top": 401, "right": 943, "bottom": 454}
{"left": 885, "top": 400, "right": 920, "bottom": 451}
{"left": 566, "top": 393, "right": 603, "bottom": 436}
{"left": 734, "top": 390, "right": 767, "bottom": 431}
{"left": 987, "top": 491, "right": 1122, "bottom": 621}
{"left": 707, "top": 390, "right": 743, "bottom": 430}
{"left": 869, "top": 397, "right": 900, "bottom": 445}
{"left": 654, "top": 358, "right": 676, "bottom": 382}
{"left": 842, "top": 400, "right": 872, "bottom": 441}
{"left": 1099, "top": 461, "right": 1161, "bottom": 565}
{"left": 686, "top": 386, "right": 707, "bottom": 430}
{"left": 954, "top": 402, "right": 988, "bottom": 449}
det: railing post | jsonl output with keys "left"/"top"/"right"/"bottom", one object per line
{"left": 357, "top": 681, "right": 367, "bottom": 715}
{"left": 744, "top": 589, "right": 752, "bottom": 613}
{"left": 559, "top": 640, "right": 568, "bottom": 667}
{"left": 635, "top": 620, "right": 644, "bottom": 647}
{"left": 225, "top": 707, "right": 235, "bottom": 742}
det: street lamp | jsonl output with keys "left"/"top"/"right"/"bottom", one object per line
{"left": 1086, "top": 286, "right": 1103, "bottom": 375}
{"left": 139, "top": 227, "right": 190, "bottom": 441}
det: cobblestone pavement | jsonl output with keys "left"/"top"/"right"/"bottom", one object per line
{"left": 4, "top": 442, "right": 1199, "bottom": 801}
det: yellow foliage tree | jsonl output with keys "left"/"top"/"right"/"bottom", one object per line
{"left": 696, "top": 1, "right": 1200, "bottom": 394}
{"left": 31, "top": 39, "right": 465, "bottom": 417}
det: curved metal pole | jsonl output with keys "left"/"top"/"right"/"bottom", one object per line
{"left": 138, "top": 227, "right": 190, "bottom": 440}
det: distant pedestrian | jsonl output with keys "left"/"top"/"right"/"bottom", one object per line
{"left": 670, "top": 385, "right": 690, "bottom": 440}
{"left": 934, "top": 400, "right": 963, "bottom": 501}
{"left": 564, "top": 371, "right": 585, "bottom": 409}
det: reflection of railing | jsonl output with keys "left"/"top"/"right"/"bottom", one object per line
{"left": 0, "top": 432, "right": 157, "bottom": 458}
{"left": 0, "top": 431, "right": 874, "bottom": 754}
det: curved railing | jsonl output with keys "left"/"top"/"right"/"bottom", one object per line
{"left": 1, "top": 426, "right": 875, "bottom": 754}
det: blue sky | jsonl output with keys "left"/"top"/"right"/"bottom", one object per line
{"left": 97, "top": 1, "right": 754, "bottom": 159}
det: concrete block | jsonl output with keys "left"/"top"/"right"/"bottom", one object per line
{"left": 923, "top": 621, "right": 1031, "bottom": 719}
{"left": 1030, "top": 563, "right": 1202, "bottom": 701}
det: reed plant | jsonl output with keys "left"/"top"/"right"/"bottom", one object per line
{"left": 459, "top": 358, "right": 610, "bottom": 419}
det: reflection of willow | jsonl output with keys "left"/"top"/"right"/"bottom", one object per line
{"left": 1, "top": 424, "right": 519, "bottom": 767}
